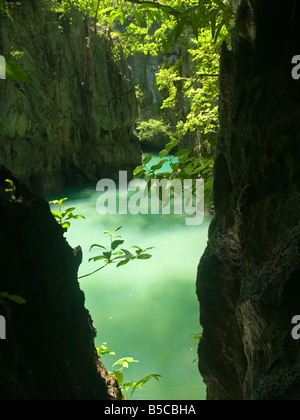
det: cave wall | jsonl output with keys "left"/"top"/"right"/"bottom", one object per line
{"left": 0, "top": 0, "right": 141, "bottom": 194}
{"left": 197, "top": 0, "right": 300, "bottom": 400}
{"left": 0, "top": 166, "right": 121, "bottom": 400}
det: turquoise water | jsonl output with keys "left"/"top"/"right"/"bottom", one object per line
{"left": 48, "top": 157, "right": 211, "bottom": 400}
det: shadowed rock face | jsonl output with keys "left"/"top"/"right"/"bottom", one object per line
{"left": 197, "top": 0, "right": 300, "bottom": 400}
{"left": 0, "top": 166, "right": 121, "bottom": 400}
{"left": 0, "top": 0, "right": 141, "bottom": 194}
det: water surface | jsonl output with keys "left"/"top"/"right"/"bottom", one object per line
{"left": 48, "top": 163, "right": 211, "bottom": 400}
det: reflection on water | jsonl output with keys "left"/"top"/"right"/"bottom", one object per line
{"left": 48, "top": 161, "right": 211, "bottom": 400}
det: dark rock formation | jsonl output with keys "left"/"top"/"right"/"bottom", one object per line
{"left": 0, "top": 0, "right": 141, "bottom": 194}
{"left": 0, "top": 166, "right": 121, "bottom": 400}
{"left": 197, "top": 0, "right": 300, "bottom": 400}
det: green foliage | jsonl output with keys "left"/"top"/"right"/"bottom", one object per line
{"left": 133, "top": 26, "right": 219, "bottom": 209}
{"left": 1, "top": 292, "right": 26, "bottom": 304}
{"left": 4, "top": 179, "right": 16, "bottom": 201}
{"left": 49, "top": 197, "right": 85, "bottom": 231}
{"left": 98, "top": 343, "right": 161, "bottom": 400}
{"left": 97, "top": 345, "right": 116, "bottom": 357}
{"left": 45, "top": 1, "right": 233, "bottom": 48}
{"left": 191, "top": 332, "right": 203, "bottom": 340}
{"left": 118, "top": 0, "right": 233, "bottom": 57}
{"left": 137, "top": 119, "right": 171, "bottom": 142}
{"left": 79, "top": 226, "right": 155, "bottom": 279}
{"left": 5, "top": 59, "right": 30, "bottom": 82}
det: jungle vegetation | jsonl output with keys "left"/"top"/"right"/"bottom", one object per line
{"left": 1, "top": 0, "right": 235, "bottom": 208}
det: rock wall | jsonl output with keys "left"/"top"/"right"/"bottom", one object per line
{"left": 0, "top": 0, "right": 141, "bottom": 194}
{"left": 197, "top": 0, "right": 300, "bottom": 400}
{"left": 0, "top": 166, "right": 121, "bottom": 400}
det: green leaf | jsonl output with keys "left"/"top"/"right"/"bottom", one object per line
{"left": 143, "top": 155, "right": 152, "bottom": 165}
{"left": 89, "top": 244, "right": 108, "bottom": 252}
{"left": 159, "top": 149, "right": 169, "bottom": 159}
{"left": 97, "top": 345, "right": 116, "bottom": 357}
{"left": 6, "top": 59, "right": 30, "bottom": 82}
{"left": 1, "top": 292, "right": 26, "bottom": 304}
{"left": 133, "top": 165, "right": 144, "bottom": 176}
{"left": 165, "top": 18, "right": 186, "bottom": 50}
{"left": 174, "top": 149, "right": 191, "bottom": 159}
{"left": 49, "top": 198, "right": 68, "bottom": 206}
{"left": 128, "top": 374, "right": 161, "bottom": 400}
{"left": 88, "top": 255, "right": 107, "bottom": 262}
{"left": 108, "top": 9, "right": 124, "bottom": 27}
{"left": 99, "top": 6, "right": 114, "bottom": 15}
{"left": 213, "top": 0, "right": 232, "bottom": 13}
{"left": 191, "top": 333, "right": 203, "bottom": 340}
{"left": 121, "top": 249, "right": 134, "bottom": 259}
{"left": 117, "top": 259, "right": 130, "bottom": 268}
{"left": 190, "top": 11, "right": 199, "bottom": 40}
{"left": 64, "top": 207, "right": 76, "bottom": 215}
{"left": 113, "top": 226, "right": 123, "bottom": 233}
{"left": 175, "top": 150, "right": 191, "bottom": 165}
{"left": 5, "top": 179, "right": 15, "bottom": 187}
{"left": 123, "top": 381, "right": 136, "bottom": 391}
{"left": 165, "top": 139, "right": 179, "bottom": 152}
{"left": 150, "top": 159, "right": 168, "bottom": 171}
{"left": 137, "top": 254, "right": 152, "bottom": 260}
{"left": 61, "top": 221, "right": 71, "bottom": 230}
{"left": 103, "top": 251, "right": 112, "bottom": 260}
{"left": 190, "top": 167, "right": 202, "bottom": 175}
{"left": 214, "top": 18, "right": 226, "bottom": 43}
{"left": 110, "top": 370, "right": 124, "bottom": 385}
{"left": 51, "top": 211, "right": 63, "bottom": 219}
{"left": 111, "top": 240, "right": 125, "bottom": 251}
{"left": 112, "top": 357, "right": 138, "bottom": 368}
{"left": 183, "top": 163, "right": 195, "bottom": 175}
{"left": 66, "top": 214, "right": 85, "bottom": 220}
{"left": 134, "top": 10, "right": 143, "bottom": 26}
{"left": 113, "top": 251, "right": 124, "bottom": 256}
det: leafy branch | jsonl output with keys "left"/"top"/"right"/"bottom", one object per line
{"left": 124, "top": 0, "right": 234, "bottom": 46}
{"left": 79, "top": 227, "right": 155, "bottom": 279}
{"left": 97, "top": 344, "right": 161, "bottom": 400}
{"left": 4, "top": 179, "right": 16, "bottom": 201}
{"left": 49, "top": 198, "right": 85, "bottom": 231}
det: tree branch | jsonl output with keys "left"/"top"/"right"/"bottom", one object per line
{"left": 124, "top": 0, "right": 182, "bottom": 18}
{"left": 94, "top": 0, "right": 101, "bottom": 32}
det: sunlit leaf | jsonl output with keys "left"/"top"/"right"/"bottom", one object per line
{"left": 128, "top": 374, "right": 162, "bottom": 400}
{"left": 51, "top": 211, "right": 63, "bottom": 219}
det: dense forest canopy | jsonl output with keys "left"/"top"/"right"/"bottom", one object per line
{"left": 1, "top": 0, "right": 235, "bottom": 206}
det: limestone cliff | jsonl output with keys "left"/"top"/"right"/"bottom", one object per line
{"left": 0, "top": 0, "right": 141, "bottom": 194}
{"left": 0, "top": 166, "right": 122, "bottom": 400}
{"left": 197, "top": 0, "right": 300, "bottom": 400}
